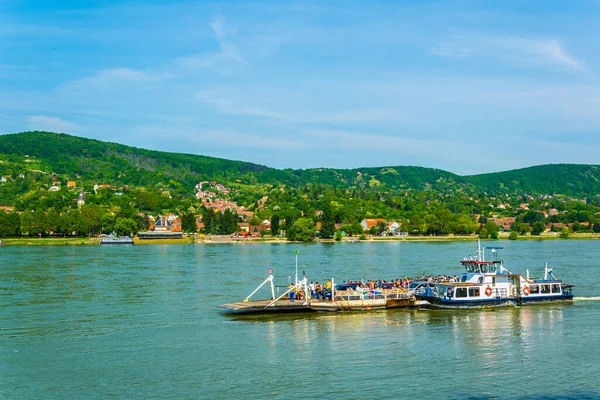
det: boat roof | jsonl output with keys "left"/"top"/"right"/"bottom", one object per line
{"left": 460, "top": 260, "right": 502, "bottom": 265}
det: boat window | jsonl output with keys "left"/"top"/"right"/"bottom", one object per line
{"left": 456, "top": 288, "right": 468, "bottom": 298}
{"left": 465, "top": 265, "right": 473, "bottom": 273}
{"left": 461, "top": 275, "right": 468, "bottom": 282}
{"left": 477, "top": 277, "right": 483, "bottom": 284}
{"left": 529, "top": 285, "right": 539, "bottom": 294}
{"left": 552, "top": 284, "right": 561, "bottom": 293}
{"left": 489, "top": 265, "right": 496, "bottom": 273}
{"left": 468, "top": 287, "right": 480, "bottom": 297}
{"left": 439, "top": 287, "right": 445, "bottom": 296}
{"left": 481, "top": 265, "right": 488, "bottom": 273}
{"left": 447, "top": 288, "right": 454, "bottom": 298}
{"left": 541, "top": 285, "right": 550, "bottom": 294}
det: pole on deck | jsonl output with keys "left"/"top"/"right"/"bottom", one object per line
{"left": 295, "top": 250, "right": 299, "bottom": 286}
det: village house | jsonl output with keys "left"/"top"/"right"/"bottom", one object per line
{"left": 256, "top": 196, "right": 268, "bottom": 209}
{"left": 360, "top": 218, "right": 387, "bottom": 231}
{"left": 495, "top": 217, "right": 516, "bottom": 232}
{"left": 150, "top": 214, "right": 182, "bottom": 232}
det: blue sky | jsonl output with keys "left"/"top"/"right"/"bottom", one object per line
{"left": 1, "top": 0, "right": 599, "bottom": 175}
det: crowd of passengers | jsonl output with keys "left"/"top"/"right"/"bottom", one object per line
{"left": 289, "top": 274, "right": 460, "bottom": 301}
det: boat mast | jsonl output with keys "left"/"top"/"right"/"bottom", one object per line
{"left": 295, "top": 249, "right": 299, "bottom": 286}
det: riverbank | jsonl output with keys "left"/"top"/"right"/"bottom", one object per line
{"left": 0, "top": 237, "right": 98, "bottom": 245}
{"left": 1, "top": 232, "right": 598, "bottom": 246}
{"left": 197, "top": 232, "right": 600, "bottom": 243}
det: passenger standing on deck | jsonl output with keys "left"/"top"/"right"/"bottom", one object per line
{"left": 325, "top": 279, "right": 332, "bottom": 300}
{"left": 288, "top": 282, "right": 295, "bottom": 301}
{"left": 309, "top": 281, "right": 316, "bottom": 298}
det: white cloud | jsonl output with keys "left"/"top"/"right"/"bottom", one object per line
{"left": 26, "top": 115, "right": 79, "bottom": 133}
{"left": 57, "top": 68, "right": 173, "bottom": 93}
{"left": 178, "top": 16, "right": 244, "bottom": 70}
{"left": 196, "top": 89, "right": 402, "bottom": 124}
{"left": 431, "top": 35, "right": 585, "bottom": 71}
{"left": 308, "top": 129, "right": 447, "bottom": 152}
{"left": 209, "top": 15, "right": 236, "bottom": 41}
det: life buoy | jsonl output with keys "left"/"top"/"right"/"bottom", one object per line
{"left": 485, "top": 286, "right": 493, "bottom": 296}
{"left": 523, "top": 286, "right": 530, "bottom": 295}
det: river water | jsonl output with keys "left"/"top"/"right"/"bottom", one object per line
{"left": 1, "top": 240, "right": 600, "bottom": 399}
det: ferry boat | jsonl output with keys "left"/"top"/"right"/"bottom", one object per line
{"left": 219, "top": 253, "right": 415, "bottom": 314}
{"left": 414, "top": 242, "right": 573, "bottom": 309}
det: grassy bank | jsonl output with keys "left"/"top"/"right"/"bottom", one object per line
{"left": 0, "top": 237, "right": 99, "bottom": 245}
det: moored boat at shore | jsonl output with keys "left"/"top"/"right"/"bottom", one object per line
{"left": 100, "top": 234, "right": 134, "bottom": 244}
{"left": 414, "top": 241, "right": 573, "bottom": 309}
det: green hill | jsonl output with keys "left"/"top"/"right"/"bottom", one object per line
{"left": 0, "top": 131, "right": 472, "bottom": 193}
{"left": 467, "top": 164, "right": 600, "bottom": 197}
{"left": 0, "top": 131, "right": 599, "bottom": 198}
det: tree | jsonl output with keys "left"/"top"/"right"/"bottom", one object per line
{"left": 532, "top": 221, "right": 546, "bottom": 235}
{"left": 479, "top": 228, "right": 489, "bottom": 239}
{"left": 32, "top": 208, "right": 48, "bottom": 236}
{"left": 80, "top": 204, "right": 103, "bottom": 236}
{"left": 320, "top": 200, "right": 336, "bottom": 238}
{"left": 102, "top": 214, "right": 116, "bottom": 233}
{"left": 181, "top": 212, "right": 197, "bottom": 233}
{"left": 46, "top": 208, "right": 60, "bottom": 235}
{"left": 20, "top": 211, "right": 35, "bottom": 236}
{"left": 334, "top": 230, "right": 343, "bottom": 241}
{"left": 7, "top": 210, "right": 21, "bottom": 236}
{"left": 560, "top": 228, "right": 570, "bottom": 239}
{"left": 514, "top": 222, "right": 531, "bottom": 235}
{"left": 0, "top": 210, "right": 10, "bottom": 237}
{"left": 248, "top": 215, "right": 262, "bottom": 226}
{"left": 202, "top": 208, "right": 217, "bottom": 234}
{"left": 286, "top": 217, "right": 316, "bottom": 242}
{"left": 454, "top": 214, "right": 477, "bottom": 235}
{"left": 508, "top": 231, "right": 518, "bottom": 240}
{"left": 271, "top": 214, "right": 280, "bottom": 236}
{"left": 484, "top": 221, "right": 499, "bottom": 239}
{"left": 407, "top": 215, "right": 424, "bottom": 235}
{"left": 115, "top": 217, "right": 138, "bottom": 236}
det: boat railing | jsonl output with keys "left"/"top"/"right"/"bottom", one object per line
{"left": 332, "top": 289, "right": 410, "bottom": 302}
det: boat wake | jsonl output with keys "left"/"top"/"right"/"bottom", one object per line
{"left": 574, "top": 296, "right": 600, "bottom": 302}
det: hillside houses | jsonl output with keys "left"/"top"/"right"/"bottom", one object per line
{"left": 360, "top": 218, "right": 386, "bottom": 231}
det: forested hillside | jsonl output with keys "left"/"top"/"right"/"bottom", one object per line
{"left": 0, "top": 131, "right": 599, "bottom": 239}
{"left": 0, "top": 131, "right": 475, "bottom": 193}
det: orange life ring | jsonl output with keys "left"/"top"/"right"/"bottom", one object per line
{"left": 523, "top": 286, "right": 530, "bottom": 295}
{"left": 485, "top": 286, "right": 493, "bottom": 296}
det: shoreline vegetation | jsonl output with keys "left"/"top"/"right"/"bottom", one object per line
{"left": 1, "top": 232, "right": 599, "bottom": 246}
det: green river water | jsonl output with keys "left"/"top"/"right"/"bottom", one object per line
{"left": 1, "top": 240, "right": 600, "bottom": 399}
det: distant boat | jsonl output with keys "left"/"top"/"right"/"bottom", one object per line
{"left": 100, "top": 234, "right": 134, "bottom": 245}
